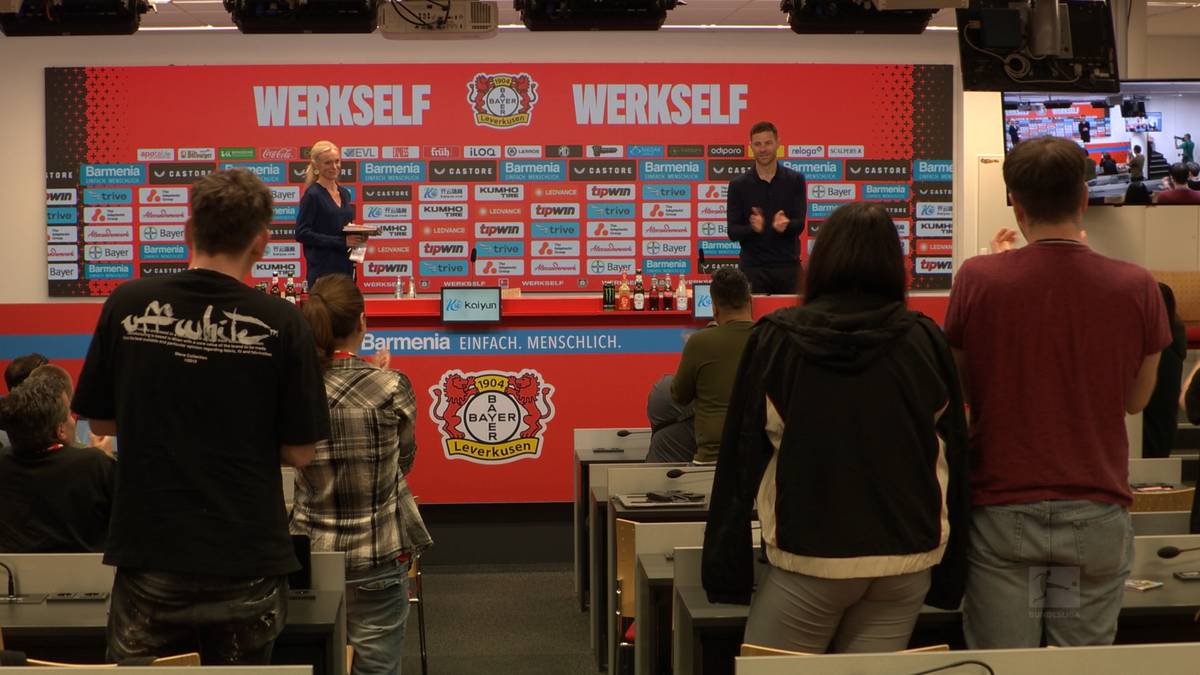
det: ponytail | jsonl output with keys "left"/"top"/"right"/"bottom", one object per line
{"left": 301, "top": 291, "right": 336, "bottom": 369}
{"left": 302, "top": 274, "right": 365, "bottom": 369}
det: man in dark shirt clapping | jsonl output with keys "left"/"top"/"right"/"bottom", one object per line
{"left": 725, "top": 121, "right": 806, "bottom": 295}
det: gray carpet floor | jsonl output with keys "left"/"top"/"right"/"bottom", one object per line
{"left": 400, "top": 564, "right": 597, "bottom": 675}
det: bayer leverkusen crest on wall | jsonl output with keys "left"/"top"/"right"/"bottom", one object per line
{"left": 468, "top": 73, "right": 538, "bottom": 129}
{"left": 429, "top": 370, "right": 556, "bottom": 464}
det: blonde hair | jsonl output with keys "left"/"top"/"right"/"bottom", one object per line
{"left": 305, "top": 140, "right": 340, "bottom": 187}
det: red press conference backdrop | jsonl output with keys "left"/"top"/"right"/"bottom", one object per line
{"left": 44, "top": 63, "right": 955, "bottom": 298}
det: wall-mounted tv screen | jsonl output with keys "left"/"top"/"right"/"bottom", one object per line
{"left": 1003, "top": 80, "right": 1200, "bottom": 206}
{"left": 1125, "top": 112, "right": 1163, "bottom": 133}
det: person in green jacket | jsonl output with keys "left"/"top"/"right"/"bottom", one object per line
{"left": 671, "top": 267, "right": 756, "bottom": 463}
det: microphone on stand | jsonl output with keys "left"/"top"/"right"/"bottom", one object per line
{"left": 1157, "top": 545, "right": 1200, "bottom": 559}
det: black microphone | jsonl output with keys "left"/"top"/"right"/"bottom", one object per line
{"left": 0, "top": 560, "right": 14, "bottom": 598}
{"left": 1158, "top": 545, "right": 1200, "bottom": 559}
{"left": 667, "top": 467, "right": 717, "bottom": 478}
{"left": 616, "top": 429, "right": 651, "bottom": 437}
{"left": 470, "top": 247, "right": 478, "bottom": 263}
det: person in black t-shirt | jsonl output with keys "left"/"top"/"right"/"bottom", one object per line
{"left": 72, "top": 169, "right": 331, "bottom": 665}
{"left": 0, "top": 376, "right": 114, "bottom": 553}
{"left": 726, "top": 121, "right": 806, "bottom": 294}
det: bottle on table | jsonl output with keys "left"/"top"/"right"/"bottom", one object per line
{"left": 395, "top": 277, "right": 404, "bottom": 299}
{"left": 663, "top": 274, "right": 674, "bottom": 311}
{"left": 617, "top": 273, "right": 632, "bottom": 311}
{"left": 284, "top": 276, "right": 297, "bottom": 304}
{"left": 649, "top": 275, "right": 661, "bottom": 311}
{"left": 269, "top": 272, "right": 279, "bottom": 297}
{"left": 406, "top": 276, "right": 417, "bottom": 299}
{"left": 633, "top": 269, "right": 646, "bottom": 311}
{"left": 675, "top": 276, "right": 689, "bottom": 311}
{"left": 602, "top": 281, "right": 615, "bottom": 311}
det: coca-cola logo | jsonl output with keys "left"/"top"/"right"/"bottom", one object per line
{"left": 260, "top": 147, "right": 298, "bottom": 160}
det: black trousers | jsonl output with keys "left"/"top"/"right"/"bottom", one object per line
{"left": 739, "top": 262, "right": 801, "bottom": 295}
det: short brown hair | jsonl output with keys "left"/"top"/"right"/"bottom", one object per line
{"left": 750, "top": 121, "right": 777, "bottom": 138}
{"left": 26, "top": 363, "right": 73, "bottom": 399}
{"left": 710, "top": 267, "right": 751, "bottom": 311}
{"left": 188, "top": 169, "right": 273, "bottom": 255}
{"left": 1003, "top": 137, "right": 1088, "bottom": 225}
{"left": 0, "top": 378, "right": 69, "bottom": 455}
{"left": 302, "top": 274, "right": 365, "bottom": 369}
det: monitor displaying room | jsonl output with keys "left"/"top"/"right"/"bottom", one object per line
{"left": 1002, "top": 80, "right": 1200, "bottom": 205}
{"left": 692, "top": 283, "right": 713, "bottom": 320}
{"left": 440, "top": 287, "right": 502, "bottom": 323}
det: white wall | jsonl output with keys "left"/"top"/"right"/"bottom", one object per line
{"left": 0, "top": 30, "right": 962, "bottom": 302}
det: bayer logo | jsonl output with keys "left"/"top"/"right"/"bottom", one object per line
{"left": 485, "top": 87, "right": 521, "bottom": 117}
{"left": 463, "top": 392, "right": 521, "bottom": 443}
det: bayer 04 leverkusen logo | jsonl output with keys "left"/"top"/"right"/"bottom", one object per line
{"left": 467, "top": 73, "right": 538, "bottom": 129}
{"left": 428, "top": 370, "right": 555, "bottom": 464}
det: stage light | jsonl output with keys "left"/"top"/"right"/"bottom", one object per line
{"left": 224, "top": 0, "right": 377, "bottom": 33}
{"left": 0, "top": 0, "right": 149, "bottom": 35}
{"left": 514, "top": 0, "right": 678, "bottom": 31}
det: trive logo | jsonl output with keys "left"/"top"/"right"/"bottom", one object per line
{"left": 429, "top": 370, "right": 556, "bottom": 464}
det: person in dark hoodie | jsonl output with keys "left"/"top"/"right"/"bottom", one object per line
{"left": 1142, "top": 283, "right": 1186, "bottom": 459}
{"left": 701, "top": 201, "right": 969, "bottom": 654}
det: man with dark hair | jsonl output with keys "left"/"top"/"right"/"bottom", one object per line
{"left": 1176, "top": 132, "right": 1194, "bottom": 164}
{"left": 1154, "top": 162, "right": 1200, "bottom": 204}
{"left": 945, "top": 136, "right": 1170, "bottom": 649}
{"left": 671, "top": 267, "right": 754, "bottom": 463}
{"left": 0, "top": 377, "right": 114, "bottom": 552}
{"left": 1127, "top": 144, "right": 1145, "bottom": 180}
{"left": 4, "top": 353, "right": 49, "bottom": 392}
{"left": 726, "top": 121, "right": 806, "bottom": 295}
{"left": 72, "top": 169, "right": 331, "bottom": 665}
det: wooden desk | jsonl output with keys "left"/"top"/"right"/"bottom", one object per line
{"left": 0, "top": 592, "right": 343, "bottom": 675}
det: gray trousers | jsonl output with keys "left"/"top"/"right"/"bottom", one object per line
{"left": 743, "top": 565, "right": 931, "bottom": 654}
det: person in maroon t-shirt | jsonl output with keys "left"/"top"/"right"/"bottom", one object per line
{"left": 945, "top": 136, "right": 1171, "bottom": 649}
{"left": 1153, "top": 162, "right": 1200, "bottom": 204}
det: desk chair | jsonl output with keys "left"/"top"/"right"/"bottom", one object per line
{"left": 613, "top": 519, "right": 637, "bottom": 673}
{"left": 1131, "top": 487, "right": 1195, "bottom": 512}
{"left": 409, "top": 554, "right": 427, "bottom": 675}
{"left": 740, "top": 643, "right": 950, "bottom": 657}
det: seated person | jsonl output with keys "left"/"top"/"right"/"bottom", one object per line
{"left": 645, "top": 375, "right": 696, "bottom": 464}
{"left": 1155, "top": 162, "right": 1200, "bottom": 204}
{"left": 4, "top": 352, "right": 48, "bottom": 392}
{"left": 671, "top": 268, "right": 754, "bottom": 464}
{"left": 0, "top": 376, "right": 115, "bottom": 552}
{"left": 1099, "top": 152, "right": 1118, "bottom": 175}
{"left": 1188, "top": 162, "right": 1200, "bottom": 191}
{"left": 1124, "top": 178, "right": 1153, "bottom": 205}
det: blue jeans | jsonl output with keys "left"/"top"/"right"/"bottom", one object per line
{"left": 963, "top": 500, "right": 1133, "bottom": 649}
{"left": 346, "top": 558, "right": 411, "bottom": 675}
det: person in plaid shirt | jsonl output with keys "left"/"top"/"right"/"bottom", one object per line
{"left": 292, "top": 273, "right": 432, "bottom": 675}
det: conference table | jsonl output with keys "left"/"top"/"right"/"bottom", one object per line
{"left": 0, "top": 591, "right": 343, "bottom": 674}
